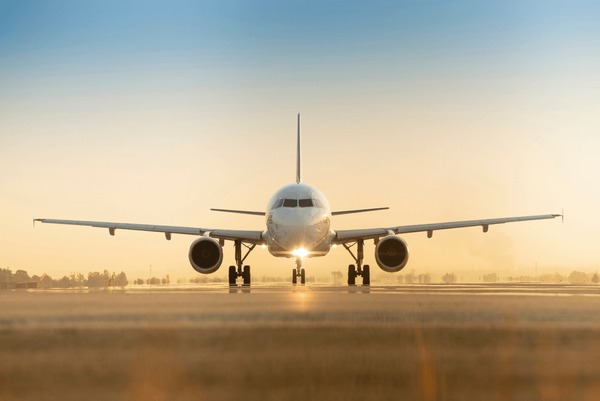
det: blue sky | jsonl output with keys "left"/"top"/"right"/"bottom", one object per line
{"left": 2, "top": 1, "right": 597, "bottom": 92}
{"left": 1, "top": 1, "right": 598, "bottom": 279}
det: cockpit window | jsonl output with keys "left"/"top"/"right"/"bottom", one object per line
{"left": 283, "top": 199, "right": 298, "bottom": 208}
{"left": 271, "top": 199, "right": 283, "bottom": 209}
{"left": 299, "top": 199, "right": 313, "bottom": 208}
{"left": 278, "top": 198, "right": 321, "bottom": 208}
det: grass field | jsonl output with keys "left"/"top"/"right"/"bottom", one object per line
{"left": 1, "top": 284, "right": 599, "bottom": 400}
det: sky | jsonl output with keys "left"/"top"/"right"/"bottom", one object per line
{"left": 1, "top": 0, "right": 599, "bottom": 281}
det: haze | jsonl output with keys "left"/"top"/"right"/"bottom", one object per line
{"left": 1, "top": 1, "right": 598, "bottom": 280}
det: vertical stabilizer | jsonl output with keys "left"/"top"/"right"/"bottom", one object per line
{"left": 296, "top": 113, "right": 301, "bottom": 184}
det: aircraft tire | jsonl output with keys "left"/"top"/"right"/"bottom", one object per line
{"left": 243, "top": 265, "right": 251, "bottom": 286}
{"left": 292, "top": 269, "right": 297, "bottom": 284}
{"left": 362, "top": 265, "right": 371, "bottom": 286}
{"left": 348, "top": 264, "right": 356, "bottom": 286}
{"left": 228, "top": 266, "right": 237, "bottom": 286}
{"left": 300, "top": 268, "right": 306, "bottom": 285}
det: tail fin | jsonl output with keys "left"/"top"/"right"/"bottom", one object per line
{"left": 296, "top": 113, "right": 301, "bottom": 184}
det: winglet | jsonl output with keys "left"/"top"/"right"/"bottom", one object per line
{"left": 550, "top": 211, "right": 564, "bottom": 223}
{"left": 296, "top": 113, "right": 301, "bottom": 184}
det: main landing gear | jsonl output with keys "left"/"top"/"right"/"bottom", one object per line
{"left": 292, "top": 257, "right": 306, "bottom": 285}
{"left": 229, "top": 240, "right": 256, "bottom": 286}
{"left": 342, "top": 239, "right": 370, "bottom": 286}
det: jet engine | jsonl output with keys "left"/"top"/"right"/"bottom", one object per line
{"left": 375, "top": 235, "right": 409, "bottom": 272}
{"left": 189, "top": 237, "right": 223, "bottom": 274}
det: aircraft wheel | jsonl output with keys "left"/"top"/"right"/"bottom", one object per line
{"left": 242, "top": 265, "right": 251, "bottom": 286}
{"left": 362, "top": 265, "right": 371, "bottom": 286}
{"left": 228, "top": 266, "right": 237, "bottom": 286}
{"left": 300, "top": 268, "right": 306, "bottom": 285}
{"left": 292, "top": 269, "right": 298, "bottom": 284}
{"left": 348, "top": 264, "right": 357, "bottom": 286}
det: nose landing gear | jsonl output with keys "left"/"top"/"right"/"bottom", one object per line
{"left": 292, "top": 257, "right": 306, "bottom": 285}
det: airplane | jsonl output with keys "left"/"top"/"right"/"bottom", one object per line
{"left": 34, "top": 114, "right": 561, "bottom": 286}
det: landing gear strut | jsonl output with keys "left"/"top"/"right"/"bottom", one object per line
{"left": 342, "top": 239, "right": 370, "bottom": 286}
{"left": 229, "top": 240, "right": 256, "bottom": 286}
{"left": 292, "top": 257, "right": 306, "bottom": 285}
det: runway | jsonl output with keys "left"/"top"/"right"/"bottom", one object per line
{"left": 1, "top": 284, "right": 600, "bottom": 400}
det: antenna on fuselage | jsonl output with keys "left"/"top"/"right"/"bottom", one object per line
{"left": 296, "top": 113, "right": 301, "bottom": 184}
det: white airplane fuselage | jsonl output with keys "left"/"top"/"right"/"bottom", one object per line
{"left": 264, "top": 183, "right": 334, "bottom": 258}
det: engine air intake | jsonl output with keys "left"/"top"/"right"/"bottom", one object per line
{"left": 189, "top": 237, "right": 223, "bottom": 274}
{"left": 375, "top": 235, "right": 409, "bottom": 272}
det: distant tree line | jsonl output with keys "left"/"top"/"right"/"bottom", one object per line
{"left": 397, "top": 272, "right": 432, "bottom": 284}
{"left": 132, "top": 275, "right": 171, "bottom": 285}
{"left": 441, "top": 273, "right": 457, "bottom": 284}
{"left": 443, "top": 270, "right": 600, "bottom": 284}
{"left": 504, "top": 271, "right": 600, "bottom": 284}
{"left": 3, "top": 267, "right": 600, "bottom": 288}
{"left": 0, "top": 268, "right": 128, "bottom": 289}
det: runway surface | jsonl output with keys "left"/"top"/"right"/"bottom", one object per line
{"left": 1, "top": 283, "right": 600, "bottom": 400}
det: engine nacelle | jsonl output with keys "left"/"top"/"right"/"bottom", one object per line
{"left": 188, "top": 237, "right": 223, "bottom": 274}
{"left": 375, "top": 235, "right": 409, "bottom": 272}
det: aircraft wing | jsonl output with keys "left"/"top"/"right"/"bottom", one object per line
{"left": 33, "top": 219, "right": 264, "bottom": 243}
{"left": 334, "top": 214, "right": 561, "bottom": 242}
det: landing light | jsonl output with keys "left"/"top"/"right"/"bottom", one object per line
{"left": 292, "top": 247, "right": 309, "bottom": 258}
{"left": 261, "top": 244, "right": 267, "bottom": 249}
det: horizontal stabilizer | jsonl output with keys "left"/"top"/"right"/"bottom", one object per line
{"left": 332, "top": 207, "right": 389, "bottom": 216}
{"left": 210, "top": 208, "right": 266, "bottom": 216}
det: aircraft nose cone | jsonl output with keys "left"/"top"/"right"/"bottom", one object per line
{"left": 272, "top": 216, "right": 329, "bottom": 251}
{"left": 276, "top": 225, "right": 309, "bottom": 250}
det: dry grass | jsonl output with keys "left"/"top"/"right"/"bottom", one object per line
{"left": 1, "top": 286, "right": 600, "bottom": 400}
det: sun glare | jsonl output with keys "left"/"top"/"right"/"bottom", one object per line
{"left": 292, "top": 247, "right": 309, "bottom": 258}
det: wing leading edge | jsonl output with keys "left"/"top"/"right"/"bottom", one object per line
{"left": 33, "top": 219, "right": 264, "bottom": 243}
{"left": 334, "top": 214, "right": 561, "bottom": 242}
